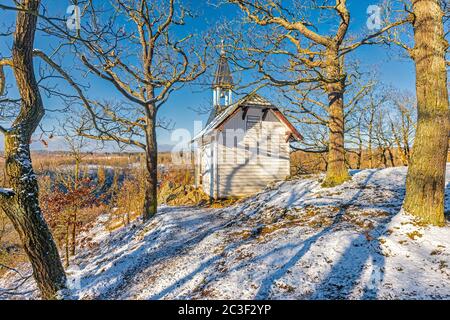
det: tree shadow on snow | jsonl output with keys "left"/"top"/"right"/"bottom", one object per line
{"left": 75, "top": 206, "right": 236, "bottom": 299}
{"left": 160, "top": 170, "right": 386, "bottom": 300}
{"left": 253, "top": 170, "right": 402, "bottom": 299}
{"left": 148, "top": 182, "right": 318, "bottom": 299}
{"left": 310, "top": 214, "right": 395, "bottom": 300}
{"left": 315, "top": 167, "right": 450, "bottom": 299}
{"left": 309, "top": 172, "right": 407, "bottom": 299}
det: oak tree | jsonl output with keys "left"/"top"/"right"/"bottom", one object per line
{"left": 403, "top": 0, "right": 449, "bottom": 225}
{"left": 43, "top": 0, "right": 207, "bottom": 221}
{"left": 227, "top": 0, "right": 411, "bottom": 186}
{"left": 0, "top": 0, "right": 66, "bottom": 299}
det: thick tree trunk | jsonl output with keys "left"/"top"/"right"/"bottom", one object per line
{"left": 142, "top": 109, "right": 158, "bottom": 221}
{"left": 404, "top": 0, "right": 449, "bottom": 226}
{"left": 0, "top": 0, "right": 66, "bottom": 299}
{"left": 322, "top": 50, "right": 350, "bottom": 187}
{"left": 1, "top": 133, "right": 67, "bottom": 299}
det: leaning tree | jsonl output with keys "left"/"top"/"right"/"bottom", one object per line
{"left": 0, "top": 0, "right": 66, "bottom": 299}
{"left": 226, "top": 0, "right": 411, "bottom": 186}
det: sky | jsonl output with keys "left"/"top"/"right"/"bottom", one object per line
{"left": 0, "top": 0, "right": 416, "bottom": 152}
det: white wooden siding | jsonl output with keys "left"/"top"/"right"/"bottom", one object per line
{"left": 200, "top": 141, "right": 212, "bottom": 197}
{"left": 215, "top": 107, "right": 290, "bottom": 198}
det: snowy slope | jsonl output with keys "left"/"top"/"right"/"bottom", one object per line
{"left": 1, "top": 166, "right": 450, "bottom": 300}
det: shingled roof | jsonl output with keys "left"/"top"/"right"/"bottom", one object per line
{"left": 206, "top": 104, "right": 226, "bottom": 126}
{"left": 213, "top": 53, "right": 233, "bottom": 89}
{"left": 193, "top": 93, "right": 303, "bottom": 142}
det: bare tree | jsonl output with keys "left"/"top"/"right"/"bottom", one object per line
{"left": 58, "top": 120, "right": 98, "bottom": 189}
{"left": 285, "top": 62, "right": 374, "bottom": 164}
{"left": 226, "top": 0, "right": 411, "bottom": 187}
{"left": 38, "top": 0, "right": 207, "bottom": 221}
{"left": 374, "top": 109, "right": 395, "bottom": 168}
{"left": 0, "top": 0, "right": 66, "bottom": 299}
{"left": 364, "top": 93, "right": 381, "bottom": 169}
{"left": 387, "top": 91, "right": 416, "bottom": 166}
{"left": 346, "top": 84, "right": 416, "bottom": 170}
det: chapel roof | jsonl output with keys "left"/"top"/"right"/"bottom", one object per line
{"left": 193, "top": 93, "right": 303, "bottom": 142}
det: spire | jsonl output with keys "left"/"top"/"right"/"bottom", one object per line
{"left": 209, "top": 41, "right": 234, "bottom": 124}
{"left": 213, "top": 41, "right": 233, "bottom": 89}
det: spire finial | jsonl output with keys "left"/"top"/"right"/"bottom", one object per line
{"left": 220, "top": 39, "right": 226, "bottom": 56}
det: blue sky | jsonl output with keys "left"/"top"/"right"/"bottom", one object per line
{"left": 0, "top": 0, "right": 416, "bottom": 151}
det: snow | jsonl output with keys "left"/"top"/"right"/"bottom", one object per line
{"left": 0, "top": 188, "right": 14, "bottom": 197}
{"left": 1, "top": 165, "right": 450, "bottom": 300}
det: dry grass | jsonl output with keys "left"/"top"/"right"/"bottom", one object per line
{"left": 406, "top": 230, "right": 423, "bottom": 240}
{"left": 107, "top": 176, "right": 145, "bottom": 231}
{"left": 0, "top": 211, "right": 28, "bottom": 277}
{"left": 229, "top": 229, "right": 253, "bottom": 241}
{"left": 291, "top": 148, "right": 450, "bottom": 175}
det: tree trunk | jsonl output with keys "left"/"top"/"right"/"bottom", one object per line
{"left": 356, "top": 123, "right": 363, "bottom": 169}
{"left": 65, "top": 221, "right": 70, "bottom": 268}
{"left": 367, "top": 106, "right": 375, "bottom": 169}
{"left": 380, "top": 147, "right": 387, "bottom": 167}
{"left": 322, "top": 50, "right": 350, "bottom": 187}
{"left": 0, "top": 0, "right": 66, "bottom": 299}
{"left": 404, "top": 0, "right": 449, "bottom": 226}
{"left": 1, "top": 133, "right": 67, "bottom": 299}
{"left": 142, "top": 108, "right": 158, "bottom": 221}
{"left": 70, "top": 211, "right": 77, "bottom": 256}
{"left": 387, "top": 147, "right": 395, "bottom": 167}
{"left": 74, "top": 157, "right": 80, "bottom": 188}
{"left": 402, "top": 125, "right": 411, "bottom": 164}
{"left": 368, "top": 131, "right": 373, "bottom": 169}
{"left": 392, "top": 122, "right": 408, "bottom": 166}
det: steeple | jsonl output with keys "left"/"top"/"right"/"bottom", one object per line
{"left": 212, "top": 40, "right": 233, "bottom": 108}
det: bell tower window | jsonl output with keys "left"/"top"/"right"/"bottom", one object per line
{"left": 212, "top": 40, "right": 234, "bottom": 108}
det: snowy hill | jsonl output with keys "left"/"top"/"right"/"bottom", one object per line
{"left": 1, "top": 166, "right": 450, "bottom": 300}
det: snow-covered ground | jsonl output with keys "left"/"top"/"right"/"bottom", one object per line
{"left": 1, "top": 166, "right": 450, "bottom": 300}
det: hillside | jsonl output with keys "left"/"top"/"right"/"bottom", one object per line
{"left": 1, "top": 166, "right": 450, "bottom": 300}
